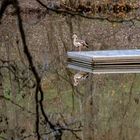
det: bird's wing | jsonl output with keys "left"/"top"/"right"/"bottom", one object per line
{"left": 77, "top": 39, "right": 88, "bottom": 47}
{"left": 74, "top": 41, "right": 81, "bottom": 47}
{"left": 75, "top": 72, "right": 88, "bottom": 79}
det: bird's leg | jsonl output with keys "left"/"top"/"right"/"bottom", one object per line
{"left": 79, "top": 47, "right": 81, "bottom": 52}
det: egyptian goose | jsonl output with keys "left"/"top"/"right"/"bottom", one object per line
{"left": 72, "top": 34, "right": 88, "bottom": 51}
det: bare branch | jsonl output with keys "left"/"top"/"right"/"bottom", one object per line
{"left": 12, "top": 0, "right": 62, "bottom": 139}
{"left": 0, "top": 95, "right": 35, "bottom": 115}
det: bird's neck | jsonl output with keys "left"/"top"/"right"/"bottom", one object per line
{"left": 73, "top": 37, "right": 77, "bottom": 42}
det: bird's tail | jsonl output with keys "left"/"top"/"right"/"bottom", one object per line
{"left": 85, "top": 42, "right": 89, "bottom": 48}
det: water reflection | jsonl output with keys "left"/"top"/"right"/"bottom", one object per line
{"left": 73, "top": 71, "right": 89, "bottom": 86}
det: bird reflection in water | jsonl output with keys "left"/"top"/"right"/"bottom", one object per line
{"left": 73, "top": 71, "right": 89, "bottom": 86}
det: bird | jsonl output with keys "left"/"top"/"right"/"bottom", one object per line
{"left": 72, "top": 34, "right": 88, "bottom": 51}
{"left": 73, "top": 71, "right": 89, "bottom": 86}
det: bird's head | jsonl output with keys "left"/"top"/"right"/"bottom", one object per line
{"left": 72, "top": 34, "right": 78, "bottom": 39}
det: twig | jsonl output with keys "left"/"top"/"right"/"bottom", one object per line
{"left": 0, "top": 95, "right": 35, "bottom": 115}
